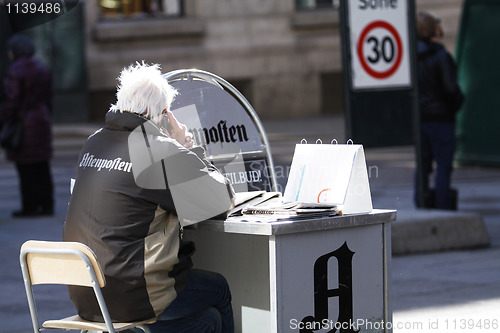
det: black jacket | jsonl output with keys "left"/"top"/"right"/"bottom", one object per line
{"left": 417, "top": 40, "right": 464, "bottom": 123}
{"left": 63, "top": 110, "right": 234, "bottom": 322}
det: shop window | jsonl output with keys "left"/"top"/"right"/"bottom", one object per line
{"left": 93, "top": 0, "right": 202, "bottom": 41}
{"left": 99, "top": 0, "right": 183, "bottom": 19}
{"left": 295, "top": 0, "right": 338, "bottom": 10}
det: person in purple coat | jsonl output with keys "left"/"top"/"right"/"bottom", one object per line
{"left": 1, "top": 34, "right": 54, "bottom": 217}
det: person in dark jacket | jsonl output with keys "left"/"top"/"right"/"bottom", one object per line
{"left": 63, "top": 62, "right": 235, "bottom": 333}
{"left": 415, "top": 11, "right": 464, "bottom": 210}
{"left": 1, "top": 34, "right": 54, "bottom": 217}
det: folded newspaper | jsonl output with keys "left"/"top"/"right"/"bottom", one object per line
{"left": 230, "top": 191, "right": 282, "bottom": 216}
{"left": 237, "top": 195, "right": 340, "bottom": 217}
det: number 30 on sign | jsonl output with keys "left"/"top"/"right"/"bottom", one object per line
{"left": 357, "top": 20, "right": 403, "bottom": 80}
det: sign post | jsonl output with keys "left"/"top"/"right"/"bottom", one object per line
{"left": 340, "top": 0, "right": 424, "bottom": 205}
{"left": 340, "top": 0, "right": 418, "bottom": 147}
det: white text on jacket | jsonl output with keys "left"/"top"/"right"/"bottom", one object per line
{"left": 79, "top": 153, "right": 133, "bottom": 173}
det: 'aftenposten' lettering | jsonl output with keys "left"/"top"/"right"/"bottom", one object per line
{"left": 79, "top": 153, "right": 133, "bottom": 173}
{"left": 190, "top": 120, "right": 249, "bottom": 147}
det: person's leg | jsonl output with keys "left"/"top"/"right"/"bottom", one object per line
{"left": 34, "top": 161, "right": 54, "bottom": 214}
{"left": 432, "top": 123, "right": 455, "bottom": 209}
{"left": 14, "top": 163, "right": 38, "bottom": 215}
{"left": 415, "top": 123, "right": 434, "bottom": 207}
{"left": 150, "top": 269, "right": 234, "bottom": 333}
{"left": 149, "top": 307, "right": 222, "bottom": 333}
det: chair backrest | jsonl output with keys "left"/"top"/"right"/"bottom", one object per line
{"left": 20, "top": 240, "right": 117, "bottom": 333}
{"left": 164, "top": 69, "right": 278, "bottom": 193}
{"left": 20, "top": 240, "right": 105, "bottom": 287}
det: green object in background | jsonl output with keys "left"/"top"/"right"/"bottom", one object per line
{"left": 455, "top": 0, "right": 500, "bottom": 166}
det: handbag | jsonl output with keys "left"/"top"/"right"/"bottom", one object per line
{"left": 0, "top": 118, "right": 23, "bottom": 151}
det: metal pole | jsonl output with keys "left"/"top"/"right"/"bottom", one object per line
{"left": 408, "top": 0, "right": 426, "bottom": 208}
{"left": 339, "top": 0, "right": 353, "bottom": 142}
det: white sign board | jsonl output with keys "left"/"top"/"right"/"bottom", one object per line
{"left": 170, "top": 80, "right": 263, "bottom": 155}
{"left": 283, "top": 143, "right": 372, "bottom": 215}
{"left": 348, "top": 0, "right": 411, "bottom": 89}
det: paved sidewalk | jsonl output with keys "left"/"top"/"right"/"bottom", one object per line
{"left": 1, "top": 116, "right": 499, "bottom": 332}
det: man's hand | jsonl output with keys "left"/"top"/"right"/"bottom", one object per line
{"left": 163, "top": 110, "right": 195, "bottom": 149}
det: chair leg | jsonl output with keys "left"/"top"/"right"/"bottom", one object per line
{"left": 135, "top": 325, "right": 151, "bottom": 333}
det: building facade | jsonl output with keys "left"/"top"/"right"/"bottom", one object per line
{"left": 1, "top": 0, "right": 464, "bottom": 122}
{"left": 85, "top": 0, "right": 345, "bottom": 121}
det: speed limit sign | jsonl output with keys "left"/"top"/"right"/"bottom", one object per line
{"left": 348, "top": 0, "right": 411, "bottom": 89}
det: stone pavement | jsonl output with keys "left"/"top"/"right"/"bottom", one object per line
{"left": 1, "top": 115, "right": 499, "bottom": 332}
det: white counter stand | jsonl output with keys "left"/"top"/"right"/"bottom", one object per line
{"left": 185, "top": 209, "right": 396, "bottom": 333}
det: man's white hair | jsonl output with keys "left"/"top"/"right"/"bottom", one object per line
{"left": 111, "top": 62, "right": 178, "bottom": 124}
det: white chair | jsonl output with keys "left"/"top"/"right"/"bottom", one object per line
{"left": 20, "top": 240, "right": 156, "bottom": 333}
